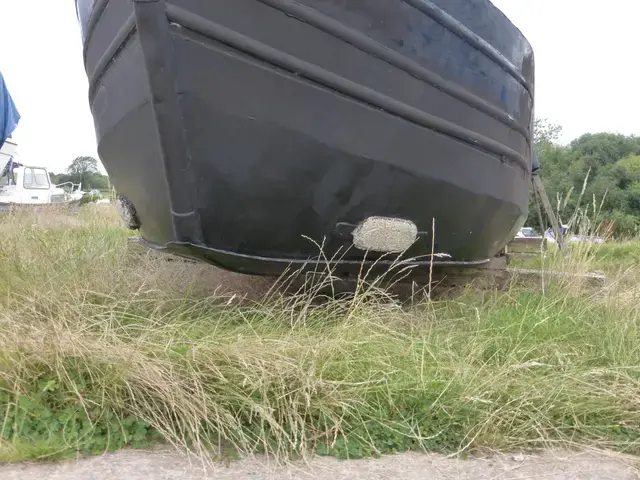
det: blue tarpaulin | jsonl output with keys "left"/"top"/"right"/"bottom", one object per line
{"left": 0, "top": 69, "right": 20, "bottom": 150}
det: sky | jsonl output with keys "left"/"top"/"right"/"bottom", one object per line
{"left": 0, "top": 0, "right": 638, "bottom": 173}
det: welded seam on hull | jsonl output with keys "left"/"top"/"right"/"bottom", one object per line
{"left": 141, "top": 238, "right": 492, "bottom": 268}
{"left": 402, "top": 0, "right": 533, "bottom": 95}
{"left": 88, "top": 13, "right": 137, "bottom": 100}
{"left": 133, "top": 0, "right": 204, "bottom": 245}
{"left": 82, "top": 0, "right": 110, "bottom": 63}
{"left": 166, "top": 5, "right": 529, "bottom": 172}
{"left": 255, "top": 0, "right": 531, "bottom": 143}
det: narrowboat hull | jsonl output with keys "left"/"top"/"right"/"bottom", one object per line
{"left": 77, "top": 0, "right": 535, "bottom": 277}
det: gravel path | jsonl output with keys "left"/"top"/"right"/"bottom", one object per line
{"left": 2, "top": 449, "right": 638, "bottom": 480}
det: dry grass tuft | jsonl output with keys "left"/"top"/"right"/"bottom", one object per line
{"left": 0, "top": 206, "right": 639, "bottom": 464}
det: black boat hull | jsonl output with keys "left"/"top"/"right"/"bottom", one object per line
{"left": 78, "top": 0, "right": 535, "bottom": 276}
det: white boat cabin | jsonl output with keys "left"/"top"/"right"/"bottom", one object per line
{"left": 0, "top": 161, "right": 68, "bottom": 205}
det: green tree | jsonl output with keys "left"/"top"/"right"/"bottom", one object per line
{"left": 66, "top": 156, "right": 99, "bottom": 177}
{"left": 533, "top": 118, "right": 563, "bottom": 146}
{"left": 83, "top": 172, "right": 110, "bottom": 190}
{"left": 617, "top": 155, "right": 640, "bottom": 183}
{"left": 530, "top": 123, "right": 640, "bottom": 236}
{"left": 55, "top": 157, "right": 110, "bottom": 192}
{"left": 569, "top": 133, "right": 640, "bottom": 167}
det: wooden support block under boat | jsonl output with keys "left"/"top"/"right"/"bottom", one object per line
{"left": 507, "top": 237, "right": 548, "bottom": 255}
{"left": 127, "top": 238, "right": 607, "bottom": 302}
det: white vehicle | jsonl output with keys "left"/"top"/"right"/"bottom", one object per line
{"left": 515, "top": 227, "right": 540, "bottom": 238}
{"left": 0, "top": 160, "right": 82, "bottom": 207}
{"left": 544, "top": 225, "right": 605, "bottom": 245}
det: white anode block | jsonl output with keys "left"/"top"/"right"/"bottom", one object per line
{"left": 351, "top": 216, "right": 418, "bottom": 253}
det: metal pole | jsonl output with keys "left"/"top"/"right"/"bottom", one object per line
{"left": 532, "top": 172, "right": 564, "bottom": 251}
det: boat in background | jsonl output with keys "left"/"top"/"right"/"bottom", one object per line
{"left": 76, "top": 0, "right": 535, "bottom": 278}
{"left": 0, "top": 83, "right": 86, "bottom": 210}
{"left": 0, "top": 157, "right": 85, "bottom": 209}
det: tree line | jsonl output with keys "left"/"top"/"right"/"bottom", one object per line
{"left": 49, "top": 156, "right": 110, "bottom": 192}
{"left": 531, "top": 120, "right": 640, "bottom": 236}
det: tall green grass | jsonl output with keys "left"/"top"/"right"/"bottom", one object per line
{"left": 0, "top": 205, "right": 639, "bottom": 463}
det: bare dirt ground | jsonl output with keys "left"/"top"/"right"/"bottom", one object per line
{"left": 2, "top": 449, "right": 638, "bottom": 480}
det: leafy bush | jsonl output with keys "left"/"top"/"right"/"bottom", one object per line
{"left": 532, "top": 120, "right": 640, "bottom": 237}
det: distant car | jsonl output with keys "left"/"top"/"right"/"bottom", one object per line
{"left": 516, "top": 227, "right": 540, "bottom": 238}
{"left": 88, "top": 189, "right": 103, "bottom": 199}
{"left": 544, "top": 226, "right": 605, "bottom": 244}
